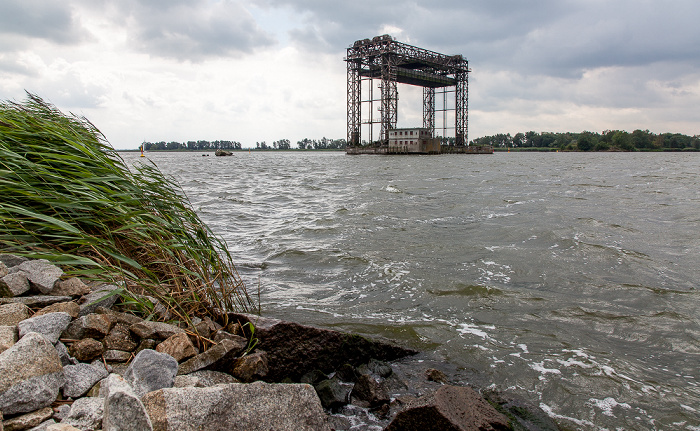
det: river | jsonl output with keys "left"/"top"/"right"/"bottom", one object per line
{"left": 126, "top": 150, "right": 700, "bottom": 430}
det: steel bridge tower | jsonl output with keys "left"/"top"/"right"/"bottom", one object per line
{"left": 345, "top": 35, "right": 470, "bottom": 147}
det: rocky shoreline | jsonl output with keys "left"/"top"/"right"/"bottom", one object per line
{"left": 0, "top": 254, "right": 561, "bottom": 431}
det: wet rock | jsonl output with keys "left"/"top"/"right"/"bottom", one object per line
{"left": 18, "top": 312, "right": 73, "bottom": 344}
{"left": 385, "top": 385, "right": 510, "bottom": 431}
{"left": 358, "top": 358, "right": 393, "bottom": 378}
{"left": 129, "top": 321, "right": 184, "bottom": 341}
{"left": 0, "top": 303, "right": 30, "bottom": 326}
{"left": 62, "top": 313, "right": 112, "bottom": 340}
{"left": 425, "top": 368, "right": 448, "bottom": 384}
{"left": 102, "top": 323, "right": 138, "bottom": 352}
{"left": 229, "top": 313, "right": 417, "bottom": 381}
{"left": 300, "top": 369, "right": 328, "bottom": 386}
{"left": 350, "top": 373, "right": 390, "bottom": 408}
{"left": 0, "top": 296, "right": 72, "bottom": 308}
{"left": 124, "top": 349, "right": 178, "bottom": 397}
{"left": 60, "top": 396, "right": 104, "bottom": 431}
{"left": 62, "top": 362, "right": 109, "bottom": 398}
{"left": 177, "top": 338, "right": 246, "bottom": 376}
{"left": 78, "top": 284, "right": 119, "bottom": 316}
{"left": 335, "top": 363, "right": 359, "bottom": 382}
{"left": 315, "top": 377, "right": 351, "bottom": 409}
{"left": 483, "top": 390, "right": 562, "bottom": 431}
{"left": 2, "top": 407, "right": 53, "bottom": 431}
{"left": 0, "top": 325, "right": 18, "bottom": 354}
{"left": 0, "top": 332, "right": 65, "bottom": 415}
{"left": 48, "top": 278, "right": 91, "bottom": 297}
{"left": 231, "top": 351, "right": 269, "bottom": 383}
{"left": 103, "top": 349, "right": 133, "bottom": 363}
{"left": 173, "top": 370, "right": 240, "bottom": 388}
{"left": 155, "top": 332, "right": 197, "bottom": 362}
{"left": 142, "top": 381, "right": 328, "bottom": 431}
{"left": 0, "top": 272, "right": 30, "bottom": 297}
{"left": 16, "top": 259, "right": 63, "bottom": 294}
{"left": 68, "top": 338, "right": 104, "bottom": 362}
{"left": 33, "top": 302, "right": 80, "bottom": 319}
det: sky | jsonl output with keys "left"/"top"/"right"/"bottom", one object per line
{"left": 1, "top": 0, "right": 698, "bottom": 149}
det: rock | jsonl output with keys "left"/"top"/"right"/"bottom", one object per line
{"left": 0, "top": 326, "right": 18, "bottom": 354}
{"left": 0, "top": 303, "right": 31, "bottom": 326}
{"left": 47, "top": 424, "right": 81, "bottom": 431}
{"left": 483, "top": 390, "right": 562, "bottom": 431}
{"left": 214, "top": 149, "right": 233, "bottom": 156}
{"left": 101, "top": 374, "right": 153, "bottom": 431}
{"left": 68, "top": 338, "right": 104, "bottom": 362}
{"left": 129, "top": 321, "right": 184, "bottom": 340}
{"left": 53, "top": 403, "right": 72, "bottom": 421}
{"left": 193, "top": 320, "right": 212, "bottom": 338}
{"left": 0, "top": 272, "right": 30, "bottom": 297}
{"left": 102, "top": 323, "right": 138, "bottom": 352}
{"left": 33, "top": 302, "right": 81, "bottom": 319}
{"left": 0, "top": 332, "right": 65, "bottom": 415}
{"left": 142, "top": 381, "right": 329, "bottom": 431}
{"left": 358, "top": 358, "right": 393, "bottom": 378}
{"left": 15, "top": 260, "right": 63, "bottom": 294}
{"left": 0, "top": 254, "right": 28, "bottom": 268}
{"left": 27, "top": 420, "right": 56, "bottom": 431}
{"left": 134, "top": 339, "right": 157, "bottom": 356}
{"left": 0, "top": 296, "right": 73, "bottom": 308}
{"left": 62, "top": 362, "right": 109, "bottom": 398}
{"left": 62, "top": 313, "right": 113, "bottom": 340}
{"left": 103, "top": 350, "right": 132, "bottom": 363}
{"left": 2, "top": 407, "right": 53, "bottom": 431}
{"left": 315, "top": 377, "right": 351, "bottom": 409}
{"left": 231, "top": 351, "right": 269, "bottom": 382}
{"left": 94, "top": 307, "right": 143, "bottom": 326}
{"left": 229, "top": 313, "right": 417, "bottom": 381}
{"left": 124, "top": 349, "right": 178, "bottom": 397}
{"left": 384, "top": 385, "right": 510, "bottom": 431}
{"left": 78, "top": 284, "right": 119, "bottom": 316}
{"left": 173, "top": 370, "right": 240, "bottom": 388}
{"left": 48, "top": 278, "right": 91, "bottom": 297}
{"left": 350, "top": 373, "right": 390, "bottom": 408}
{"left": 54, "top": 341, "right": 77, "bottom": 366}
{"left": 60, "top": 396, "right": 104, "bottom": 431}
{"left": 300, "top": 369, "right": 327, "bottom": 386}
{"left": 335, "top": 363, "right": 359, "bottom": 382}
{"left": 155, "top": 333, "right": 197, "bottom": 362}
{"left": 0, "top": 261, "right": 6, "bottom": 277}
{"left": 177, "top": 338, "right": 245, "bottom": 376}
{"left": 425, "top": 368, "right": 448, "bottom": 384}
{"left": 18, "top": 312, "right": 73, "bottom": 344}
{"left": 225, "top": 322, "right": 243, "bottom": 336}
{"left": 211, "top": 330, "right": 247, "bottom": 345}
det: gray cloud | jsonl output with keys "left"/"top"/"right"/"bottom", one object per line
{"left": 0, "top": 0, "right": 90, "bottom": 45}
{"left": 116, "top": 0, "right": 276, "bottom": 61}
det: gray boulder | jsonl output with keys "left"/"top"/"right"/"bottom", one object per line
{"left": 60, "top": 396, "right": 104, "bottom": 431}
{"left": 0, "top": 332, "right": 65, "bottom": 415}
{"left": 55, "top": 341, "right": 77, "bottom": 366}
{"left": 124, "top": 349, "right": 178, "bottom": 397}
{"left": 129, "top": 320, "right": 184, "bottom": 340}
{"left": 384, "top": 385, "right": 510, "bottom": 431}
{"left": 16, "top": 259, "right": 63, "bottom": 294}
{"left": 0, "top": 302, "right": 31, "bottom": 326}
{"left": 142, "top": 381, "right": 329, "bottom": 431}
{"left": 0, "top": 295, "right": 73, "bottom": 307}
{"left": 78, "top": 284, "right": 119, "bottom": 316}
{"left": 315, "top": 377, "right": 351, "bottom": 409}
{"left": 62, "top": 362, "right": 109, "bottom": 398}
{"left": 18, "top": 312, "right": 73, "bottom": 344}
{"left": 0, "top": 272, "right": 30, "bottom": 297}
{"left": 173, "top": 370, "right": 240, "bottom": 388}
{"left": 0, "top": 253, "right": 28, "bottom": 267}
{"left": 100, "top": 373, "right": 153, "bottom": 431}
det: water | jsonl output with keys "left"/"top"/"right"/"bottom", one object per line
{"left": 126, "top": 151, "right": 700, "bottom": 430}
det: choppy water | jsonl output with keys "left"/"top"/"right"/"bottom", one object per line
{"left": 127, "top": 151, "right": 700, "bottom": 430}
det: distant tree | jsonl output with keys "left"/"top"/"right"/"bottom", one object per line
{"left": 576, "top": 131, "right": 596, "bottom": 151}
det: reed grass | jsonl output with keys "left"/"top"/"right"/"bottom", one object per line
{"left": 0, "top": 93, "right": 252, "bottom": 324}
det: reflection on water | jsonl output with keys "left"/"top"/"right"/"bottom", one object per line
{"left": 126, "top": 151, "right": 700, "bottom": 430}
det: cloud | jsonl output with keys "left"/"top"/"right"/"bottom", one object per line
{"left": 115, "top": 0, "right": 276, "bottom": 61}
{"left": 0, "top": 0, "right": 90, "bottom": 46}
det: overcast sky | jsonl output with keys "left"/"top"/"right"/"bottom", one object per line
{"left": 1, "top": 0, "right": 698, "bottom": 149}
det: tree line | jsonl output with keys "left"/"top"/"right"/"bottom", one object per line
{"left": 469, "top": 130, "right": 700, "bottom": 151}
{"left": 141, "top": 137, "right": 347, "bottom": 151}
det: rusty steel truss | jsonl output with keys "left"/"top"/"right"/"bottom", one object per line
{"left": 346, "top": 35, "right": 470, "bottom": 147}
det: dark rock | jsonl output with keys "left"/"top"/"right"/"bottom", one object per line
{"left": 350, "top": 373, "right": 390, "bottom": 408}
{"left": 177, "top": 338, "right": 246, "bottom": 376}
{"left": 425, "top": 368, "right": 448, "bottom": 384}
{"left": 0, "top": 254, "right": 29, "bottom": 268}
{"left": 300, "top": 369, "right": 327, "bottom": 386}
{"left": 228, "top": 313, "right": 417, "bottom": 382}
{"left": 214, "top": 149, "right": 233, "bottom": 156}
{"left": 358, "top": 358, "right": 393, "bottom": 378}
{"left": 129, "top": 320, "right": 184, "bottom": 340}
{"left": 78, "top": 284, "right": 119, "bottom": 316}
{"left": 0, "top": 295, "right": 73, "bottom": 307}
{"left": 231, "top": 351, "right": 269, "bottom": 383}
{"left": 315, "top": 377, "right": 351, "bottom": 410}
{"left": 54, "top": 341, "right": 77, "bottom": 366}
{"left": 69, "top": 338, "right": 104, "bottom": 362}
{"left": 134, "top": 338, "right": 158, "bottom": 356}
{"left": 385, "top": 385, "right": 510, "bottom": 431}
{"left": 484, "top": 390, "right": 563, "bottom": 431}
{"left": 212, "top": 330, "right": 248, "bottom": 346}
{"left": 62, "top": 313, "right": 113, "bottom": 340}
{"left": 142, "top": 381, "right": 329, "bottom": 430}
{"left": 124, "top": 349, "right": 178, "bottom": 397}
{"left": 335, "top": 363, "right": 359, "bottom": 382}
{"left": 103, "top": 323, "right": 139, "bottom": 352}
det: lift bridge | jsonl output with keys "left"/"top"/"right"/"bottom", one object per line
{"left": 345, "top": 35, "right": 471, "bottom": 153}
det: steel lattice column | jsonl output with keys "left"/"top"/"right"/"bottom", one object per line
{"left": 455, "top": 69, "right": 468, "bottom": 146}
{"left": 347, "top": 57, "right": 361, "bottom": 146}
{"left": 380, "top": 55, "right": 398, "bottom": 144}
{"left": 423, "top": 87, "right": 435, "bottom": 136}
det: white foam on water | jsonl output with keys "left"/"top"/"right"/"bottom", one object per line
{"left": 383, "top": 185, "right": 402, "bottom": 193}
{"left": 539, "top": 403, "right": 596, "bottom": 428}
{"left": 456, "top": 323, "right": 494, "bottom": 339}
{"left": 529, "top": 361, "right": 562, "bottom": 375}
{"left": 588, "top": 397, "right": 631, "bottom": 417}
